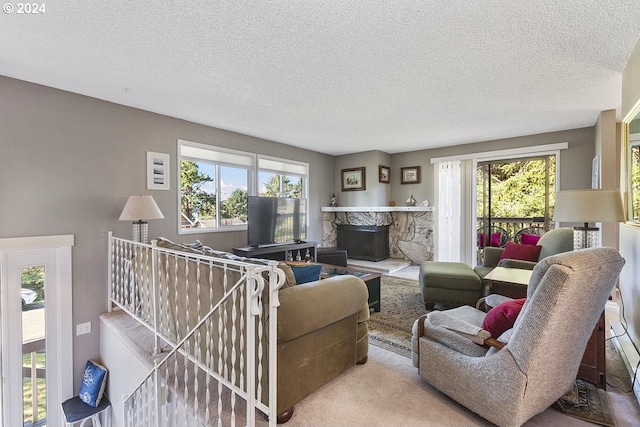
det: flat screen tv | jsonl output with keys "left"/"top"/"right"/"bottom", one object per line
{"left": 247, "top": 196, "right": 307, "bottom": 247}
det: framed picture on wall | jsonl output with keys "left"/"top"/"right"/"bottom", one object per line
{"left": 401, "top": 166, "right": 421, "bottom": 184}
{"left": 379, "top": 165, "right": 390, "bottom": 183}
{"left": 341, "top": 167, "right": 366, "bottom": 191}
{"left": 147, "top": 151, "right": 170, "bottom": 190}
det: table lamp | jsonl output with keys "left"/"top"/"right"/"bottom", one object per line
{"left": 552, "top": 189, "right": 625, "bottom": 250}
{"left": 119, "top": 195, "right": 164, "bottom": 242}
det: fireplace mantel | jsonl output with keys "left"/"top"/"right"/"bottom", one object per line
{"left": 321, "top": 206, "right": 433, "bottom": 212}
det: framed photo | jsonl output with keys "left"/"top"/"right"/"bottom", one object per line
{"left": 379, "top": 165, "right": 390, "bottom": 183}
{"left": 147, "top": 151, "right": 170, "bottom": 190}
{"left": 401, "top": 166, "right": 421, "bottom": 184}
{"left": 341, "top": 167, "right": 366, "bottom": 191}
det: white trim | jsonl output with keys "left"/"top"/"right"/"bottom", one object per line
{"left": 0, "top": 235, "right": 74, "bottom": 426}
{"left": 430, "top": 142, "right": 568, "bottom": 164}
{"left": 321, "top": 206, "right": 433, "bottom": 212}
{"left": 0, "top": 234, "right": 74, "bottom": 251}
{"left": 257, "top": 155, "right": 308, "bottom": 176}
{"left": 179, "top": 139, "right": 256, "bottom": 167}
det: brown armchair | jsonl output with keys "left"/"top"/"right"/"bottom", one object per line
{"left": 474, "top": 227, "right": 574, "bottom": 280}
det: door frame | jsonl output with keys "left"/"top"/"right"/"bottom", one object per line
{"left": 0, "top": 235, "right": 74, "bottom": 426}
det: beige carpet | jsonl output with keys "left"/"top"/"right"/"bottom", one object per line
{"left": 285, "top": 344, "right": 640, "bottom": 427}
{"left": 317, "top": 275, "right": 640, "bottom": 427}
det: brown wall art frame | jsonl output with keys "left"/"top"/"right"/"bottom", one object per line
{"left": 401, "top": 166, "right": 421, "bottom": 184}
{"left": 379, "top": 165, "right": 390, "bottom": 183}
{"left": 341, "top": 167, "right": 366, "bottom": 191}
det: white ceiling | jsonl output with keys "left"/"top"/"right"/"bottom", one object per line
{"left": 2, "top": 1, "right": 640, "bottom": 155}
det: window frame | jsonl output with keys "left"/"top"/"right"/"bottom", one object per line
{"left": 178, "top": 140, "right": 255, "bottom": 235}
{"left": 177, "top": 142, "right": 310, "bottom": 235}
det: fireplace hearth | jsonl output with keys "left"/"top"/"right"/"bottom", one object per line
{"left": 337, "top": 224, "right": 389, "bottom": 261}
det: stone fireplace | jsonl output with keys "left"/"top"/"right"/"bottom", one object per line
{"left": 321, "top": 206, "right": 434, "bottom": 264}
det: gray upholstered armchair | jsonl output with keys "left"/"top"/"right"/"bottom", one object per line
{"left": 474, "top": 227, "right": 574, "bottom": 279}
{"left": 411, "top": 247, "right": 624, "bottom": 427}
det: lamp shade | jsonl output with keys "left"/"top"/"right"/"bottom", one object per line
{"left": 119, "top": 195, "right": 164, "bottom": 221}
{"left": 552, "top": 189, "right": 625, "bottom": 223}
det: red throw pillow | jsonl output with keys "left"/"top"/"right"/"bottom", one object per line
{"left": 521, "top": 233, "right": 541, "bottom": 245}
{"left": 478, "top": 232, "right": 502, "bottom": 247}
{"left": 482, "top": 298, "right": 527, "bottom": 339}
{"left": 499, "top": 242, "right": 542, "bottom": 262}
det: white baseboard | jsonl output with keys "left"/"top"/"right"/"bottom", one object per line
{"left": 610, "top": 321, "right": 640, "bottom": 405}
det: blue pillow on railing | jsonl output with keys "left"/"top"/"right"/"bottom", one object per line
{"left": 78, "top": 360, "right": 108, "bottom": 407}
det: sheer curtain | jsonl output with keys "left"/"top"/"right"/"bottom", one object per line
{"left": 434, "top": 159, "right": 474, "bottom": 264}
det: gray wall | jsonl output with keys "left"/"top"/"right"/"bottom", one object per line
{"left": 334, "top": 127, "right": 596, "bottom": 210}
{"left": 0, "top": 76, "right": 335, "bottom": 389}
{"left": 620, "top": 37, "right": 640, "bottom": 357}
{"left": 333, "top": 150, "right": 391, "bottom": 206}
{"left": 389, "top": 127, "right": 595, "bottom": 206}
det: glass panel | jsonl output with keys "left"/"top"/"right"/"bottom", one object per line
{"left": 21, "top": 265, "right": 46, "bottom": 426}
{"left": 476, "top": 156, "right": 556, "bottom": 261}
{"left": 219, "top": 165, "right": 248, "bottom": 225}
{"left": 258, "top": 172, "right": 302, "bottom": 198}
{"left": 180, "top": 160, "right": 216, "bottom": 229}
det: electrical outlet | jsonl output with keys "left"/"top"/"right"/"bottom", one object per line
{"left": 76, "top": 322, "right": 91, "bottom": 336}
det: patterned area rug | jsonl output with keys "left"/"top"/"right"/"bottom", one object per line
{"left": 554, "top": 380, "right": 616, "bottom": 426}
{"left": 367, "top": 276, "right": 426, "bottom": 358}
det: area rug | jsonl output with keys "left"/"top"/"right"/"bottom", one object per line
{"left": 367, "top": 276, "right": 427, "bottom": 358}
{"left": 554, "top": 379, "right": 616, "bottom": 427}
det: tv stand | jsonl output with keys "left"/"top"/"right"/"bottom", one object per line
{"left": 233, "top": 241, "right": 317, "bottom": 262}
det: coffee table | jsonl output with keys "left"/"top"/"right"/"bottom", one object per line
{"left": 320, "top": 264, "right": 381, "bottom": 312}
{"left": 483, "top": 266, "right": 532, "bottom": 300}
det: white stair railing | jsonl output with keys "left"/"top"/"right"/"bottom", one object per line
{"left": 107, "top": 232, "right": 284, "bottom": 427}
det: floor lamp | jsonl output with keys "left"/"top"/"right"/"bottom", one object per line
{"left": 119, "top": 195, "right": 164, "bottom": 242}
{"left": 552, "top": 189, "right": 625, "bottom": 250}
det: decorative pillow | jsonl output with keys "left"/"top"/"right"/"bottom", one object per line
{"left": 277, "top": 263, "right": 297, "bottom": 288}
{"left": 499, "top": 242, "right": 542, "bottom": 262}
{"left": 155, "top": 237, "right": 204, "bottom": 255}
{"left": 478, "top": 232, "right": 501, "bottom": 247}
{"left": 285, "top": 262, "right": 322, "bottom": 284}
{"left": 78, "top": 360, "right": 108, "bottom": 407}
{"left": 481, "top": 298, "right": 527, "bottom": 339}
{"left": 521, "top": 233, "right": 541, "bottom": 245}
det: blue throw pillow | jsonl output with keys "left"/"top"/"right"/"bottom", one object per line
{"left": 78, "top": 360, "right": 108, "bottom": 407}
{"left": 286, "top": 262, "right": 322, "bottom": 284}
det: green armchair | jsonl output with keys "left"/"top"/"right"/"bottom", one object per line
{"left": 474, "top": 227, "right": 574, "bottom": 280}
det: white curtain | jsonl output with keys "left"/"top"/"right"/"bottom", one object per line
{"left": 434, "top": 159, "right": 474, "bottom": 263}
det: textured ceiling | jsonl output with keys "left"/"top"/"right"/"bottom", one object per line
{"left": 2, "top": 1, "right": 640, "bottom": 155}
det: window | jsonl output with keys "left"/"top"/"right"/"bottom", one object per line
{"left": 257, "top": 156, "right": 307, "bottom": 199}
{"left": 179, "top": 140, "right": 253, "bottom": 233}
{"left": 177, "top": 142, "right": 309, "bottom": 234}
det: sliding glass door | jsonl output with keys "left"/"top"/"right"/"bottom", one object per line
{"left": 476, "top": 155, "right": 556, "bottom": 260}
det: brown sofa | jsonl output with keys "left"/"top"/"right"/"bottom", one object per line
{"left": 141, "top": 238, "right": 370, "bottom": 423}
